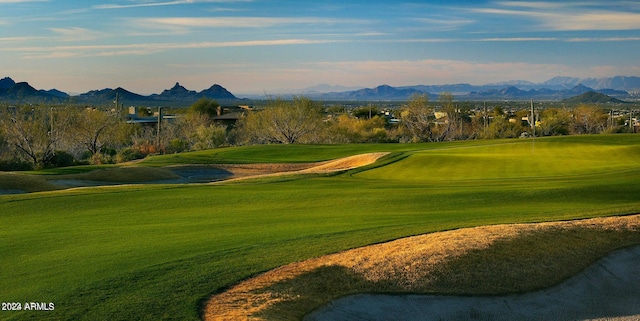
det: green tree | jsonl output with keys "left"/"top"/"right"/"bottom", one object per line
{"left": 192, "top": 124, "right": 227, "bottom": 150}
{"left": 352, "top": 105, "right": 379, "bottom": 119}
{"left": 539, "top": 108, "right": 572, "bottom": 136}
{"left": 189, "top": 98, "right": 220, "bottom": 119}
{"left": 482, "top": 107, "right": 522, "bottom": 139}
{"left": 325, "top": 114, "right": 391, "bottom": 143}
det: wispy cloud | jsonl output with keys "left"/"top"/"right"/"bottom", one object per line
{"left": 475, "top": 37, "right": 558, "bottom": 42}
{"left": 94, "top": 0, "right": 251, "bottom": 10}
{"left": 568, "top": 36, "right": 640, "bottom": 42}
{"left": 495, "top": 1, "right": 570, "bottom": 10}
{"left": 136, "top": 16, "right": 364, "bottom": 28}
{"left": 0, "top": 0, "right": 47, "bottom": 3}
{"left": 542, "top": 12, "right": 640, "bottom": 31}
{"left": 474, "top": 1, "right": 640, "bottom": 31}
{"left": 14, "top": 39, "right": 339, "bottom": 59}
{"left": 412, "top": 17, "right": 475, "bottom": 31}
{"left": 47, "top": 27, "right": 107, "bottom": 42}
{"left": 126, "top": 16, "right": 368, "bottom": 35}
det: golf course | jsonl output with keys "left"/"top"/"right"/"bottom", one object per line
{"left": 1, "top": 134, "right": 640, "bottom": 320}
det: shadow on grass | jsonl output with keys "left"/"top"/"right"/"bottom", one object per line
{"left": 255, "top": 224, "right": 640, "bottom": 321}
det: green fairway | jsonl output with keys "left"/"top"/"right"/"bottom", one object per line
{"left": 1, "top": 135, "right": 639, "bottom": 320}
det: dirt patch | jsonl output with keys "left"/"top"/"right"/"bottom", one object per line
{"left": 203, "top": 215, "right": 640, "bottom": 321}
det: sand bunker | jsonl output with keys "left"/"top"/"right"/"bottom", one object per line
{"left": 38, "top": 153, "right": 390, "bottom": 190}
{"left": 203, "top": 215, "right": 640, "bottom": 321}
{"left": 212, "top": 152, "right": 389, "bottom": 183}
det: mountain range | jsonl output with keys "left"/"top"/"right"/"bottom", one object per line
{"left": 1, "top": 76, "right": 639, "bottom": 104}
{"left": 0, "top": 77, "right": 238, "bottom": 105}
{"left": 308, "top": 76, "right": 639, "bottom": 101}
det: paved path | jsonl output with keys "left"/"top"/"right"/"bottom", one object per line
{"left": 305, "top": 246, "right": 640, "bottom": 321}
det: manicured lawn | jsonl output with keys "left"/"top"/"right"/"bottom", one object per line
{"left": 1, "top": 135, "right": 639, "bottom": 320}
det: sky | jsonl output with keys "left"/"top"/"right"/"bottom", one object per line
{"left": 1, "top": 0, "right": 640, "bottom": 95}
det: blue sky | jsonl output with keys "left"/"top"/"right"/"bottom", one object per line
{"left": 1, "top": 0, "right": 639, "bottom": 95}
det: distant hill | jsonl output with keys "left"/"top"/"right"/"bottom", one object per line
{"left": 39, "top": 89, "right": 69, "bottom": 98}
{"left": 0, "top": 76, "right": 241, "bottom": 105}
{"left": 319, "top": 85, "right": 425, "bottom": 100}
{"left": 78, "top": 87, "right": 148, "bottom": 103}
{"left": 0, "top": 81, "right": 62, "bottom": 103}
{"left": 468, "top": 84, "right": 628, "bottom": 100}
{"left": 544, "top": 76, "right": 640, "bottom": 91}
{"left": 562, "top": 91, "right": 626, "bottom": 104}
{"left": 76, "top": 83, "right": 238, "bottom": 105}
{"left": 199, "top": 84, "right": 237, "bottom": 100}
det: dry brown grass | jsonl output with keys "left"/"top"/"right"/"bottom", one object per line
{"left": 203, "top": 214, "right": 640, "bottom": 321}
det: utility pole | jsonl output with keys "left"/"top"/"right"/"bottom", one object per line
{"left": 483, "top": 101, "right": 487, "bottom": 130}
{"left": 114, "top": 92, "right": 120, "bottom": 119}
{"left": 530, "top": 99, "right": 535, "bottom": 136}
{"left": 156, "top": 107, "right": 163, "bottom": 148}
{"left": 530, "top": 99, "right": 535, "bottom": 154}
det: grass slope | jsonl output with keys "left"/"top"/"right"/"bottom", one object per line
{"left": 1, "top": 135, "right": 639, "bottom": 320}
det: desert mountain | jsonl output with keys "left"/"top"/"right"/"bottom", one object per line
{"left": 319, "top": 85, "right": 423, "bottom": 100}
{"left": 544, "top": 76, "right": 640, "bottom": 91}
{"left": 151, "top": 82, "right": 199, "bottom": 101}
{"left": 0, "top": 77, "right": 240, "bottom": 105}
{"left": 0, "top": 81, "right": 61, "bottom": 102}
{"left": 0, "top": 75, "right": 637, "bottom": 103}
{"left": 562, "top": 91, "right": 625, "bottom": 104}
{"left": 78, "top": 87, "right": 148, "bottom": 103}
{"left": 199, "top": 84, "right": 237, "bottom": 100}
{"left": 0, "top": 77, "right": 16, "bottom": 89}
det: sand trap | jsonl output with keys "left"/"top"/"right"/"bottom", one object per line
{"left": 203, "top": 215, "right": 640, "bottom": 321}
{"left": 37, "top": 153, "right": 390, "bottom": 190}
{"left": 306, "top": 245, "right": 640, "bottom": 321}
{"left": 212, "top": 152, "right": 389, "bottom": 183}
{"left": 300, "top": 152, "right": 389, "bottom": 173}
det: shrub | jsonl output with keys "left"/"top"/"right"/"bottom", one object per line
{"left": 50, "top": 150, "right": 76, "bottom": 168}
{"left": 0, "top": 159, "right": 33, "bottom": 171}
{"left": 115, "top": 147, "right": 146, "bottom": 163}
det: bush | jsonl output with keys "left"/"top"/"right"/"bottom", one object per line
{"left": 50, "top": 150, "right": 76, "bottom": 168}
{"left": 89, "top": 153, "right": 114, "bottom": 165}
{"left": 0, "top": 159, "right": 33, "bottom": 171}
{"left": 115, "top": 148, "right": 146, "bottom": 163}
{"left": 167, "top": 139, "right": 190, "bottom": 153}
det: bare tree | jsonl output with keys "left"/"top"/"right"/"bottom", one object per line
{"left": 2, "top": 106, "right": 67, "bottom": 168}
{"left": 238, "top": 97, "right": 324, "bottom": 144}
{"left": 399, "top": 94, "right": 432, "bottom": 142}
{"left": 571, "top": 104, "right": 608, "bottom": 135}
{"left": 66, "top": 107, "right": 120, "bottom": 156}
{"left": 433, "top": 92, "right": 458, "bottom": 141}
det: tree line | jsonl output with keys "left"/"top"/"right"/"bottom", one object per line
{"left": 0, "top": 94, "right": 633, "bottom": 170}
